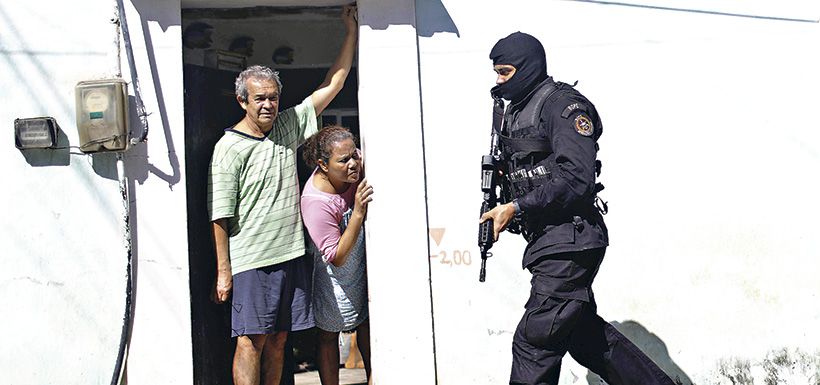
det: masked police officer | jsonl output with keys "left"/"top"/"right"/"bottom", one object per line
{"left": 479, "top": 32, "right": 678, "bottom": 385}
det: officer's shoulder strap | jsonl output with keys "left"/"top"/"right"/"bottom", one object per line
{"left": 499, "top": 80, "right": 562, "bottom": 155}
{"left": 518, "top": 79, "right": 561, "bottom": 129}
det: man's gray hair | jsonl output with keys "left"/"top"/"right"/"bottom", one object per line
{"left": 235, "top": 65, "right": 283, "bottom": 102}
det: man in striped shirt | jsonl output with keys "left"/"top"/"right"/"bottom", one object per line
{"left": 207, "top": 5, "right": 358, "bottom": 385}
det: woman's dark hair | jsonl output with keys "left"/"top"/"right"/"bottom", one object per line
{"left": 302, "top": 125, "right": 355, "bottom": 167}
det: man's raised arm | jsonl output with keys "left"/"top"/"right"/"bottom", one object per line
{"left": 311, "top": 4, "right": 358, "bottom": 116}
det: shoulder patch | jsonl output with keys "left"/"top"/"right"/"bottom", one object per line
{"left": 561, "top": 102, "right": 587, "bottom": 119}
{"left": 574, "top": 114, "right": 594, "bottom": 137}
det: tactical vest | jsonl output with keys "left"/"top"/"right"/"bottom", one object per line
{"left": 497, "top": 79, "right": 606, "bottom": 247}
{"left": 500, "top": 80, "right": 559, "bottom": 201}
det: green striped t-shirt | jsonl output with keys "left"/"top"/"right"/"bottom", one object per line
{"left": 207, "top": 97, "right": 320, "bottom": 275}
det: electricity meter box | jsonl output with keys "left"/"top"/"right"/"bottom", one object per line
{"left": 75, "top": 79, "right": 129, "bottom": 153}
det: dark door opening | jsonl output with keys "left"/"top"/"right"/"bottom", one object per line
{"left": 182, "top": 6, "right": 359, "bottom": 384}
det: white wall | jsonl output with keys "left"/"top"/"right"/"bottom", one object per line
{"left": 415, "top": 1, "right": 820, "bottom": 384}
{"left": 0, "top": 0, "right": 192, "bottom": 384}
{"left": 0, "top": 2, "right": 127, "bottom": 383}
{"left": 357, "top": 0, "right": 437, "bottom": 384}
{"left": 118, "top": 0, "right": 193, "bottom": 384}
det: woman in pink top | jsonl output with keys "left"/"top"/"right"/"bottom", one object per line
{"left": 301, "top": 125, "right": 372, "bottom": 385}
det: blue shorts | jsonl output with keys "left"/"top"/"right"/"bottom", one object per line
{"left": 230, "top": 256, "right": 314, "bottom": 337}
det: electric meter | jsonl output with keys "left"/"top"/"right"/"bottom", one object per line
{"left": 75, "top": 79, "right": 129, "bottom": 153}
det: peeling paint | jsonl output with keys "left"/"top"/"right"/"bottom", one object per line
{"left": 761, "top": 348, "right": 820, "bottom": 385}
{"left": 717, "top": 357, "right": 754, "bottom": 385}
{"left": 8, "top": 276, "right": 66, "bottom": 287}
{"left": 142, "top": 259, "right": 184, "bottom": 271}
{"left": 709, "top": 348, "right": 820, "bottom": 385}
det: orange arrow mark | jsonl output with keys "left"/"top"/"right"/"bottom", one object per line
{"left": 429, "top": 228, "right": 445, "bottom": 247}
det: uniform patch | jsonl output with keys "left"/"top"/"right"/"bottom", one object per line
{"left": 561, "top": 102, "right": 587, "bottom": 118}
{"left": 574, "top": 114, "right": 594, "bottom": 137}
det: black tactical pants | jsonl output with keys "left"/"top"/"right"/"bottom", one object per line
{"left": 510, "top": 248, "right": 675, "bottom": 385}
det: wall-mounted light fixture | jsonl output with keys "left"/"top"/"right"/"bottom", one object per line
{"left": 14, "top": 117, "right": 59, "bottom": 150}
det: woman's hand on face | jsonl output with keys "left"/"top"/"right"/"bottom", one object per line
{"left": 354, "top": 178, "right": 373, "bottom": 218}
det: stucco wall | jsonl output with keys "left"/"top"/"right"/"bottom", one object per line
{"left": 118, "top": 1, "right": 192, "bottom": 384}
{"left": 1, "top": 3, "right": 127, "bottom": 383}
{"left": 415, "top": 1, "right": 820, "bottom": 384}
{"left": 0, "top": 1, "right": 192, "bottom": 384}
{"left": 357, "top": 0, "right": 438, "bottom": 384}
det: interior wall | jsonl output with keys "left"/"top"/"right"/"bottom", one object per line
{"left": 181, "top": 0, "right": 349, "bottom": 8}
{"left": 182, "top": 7, "right": 346, "bottom": 69}
{"left": 416, "top": 1, "right": 820, "bottom": 384}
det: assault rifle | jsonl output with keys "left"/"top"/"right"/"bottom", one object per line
{"left": 478, "top": 95, "right": 506, "bottom": 282}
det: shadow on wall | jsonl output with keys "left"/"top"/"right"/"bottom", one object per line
{"left": 10, "top": 0, "right": 183, "bottom": 186}
{"left": 359, "top": 0, "right": 459, "bottom": 37}
{"left": 586, "top": 320, "right": 692, "bottom": 385}
{"left": 565, "top": 0, "right": 820, "bottom": 23}
{"left": 16, "top": 0, "right": 186, "bottom": 185}
{"left": 118, "top": 0, "right": 183, "bottom": 189}
{"left": 128, "top": 0, "right": 179, "bottom": 32}
{"left": 13, "top": 117, "right": 124, "bottom": 183}
{"left": 415, "top": 0, "right": 459, "bottom": 37}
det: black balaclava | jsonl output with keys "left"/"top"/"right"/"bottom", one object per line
{"left": 490, "top": 32, "right": 548, "bottom": 103}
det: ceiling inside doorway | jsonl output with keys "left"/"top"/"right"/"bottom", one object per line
{"left": 181, "top": 0, "right": 350, "bottom": 8}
